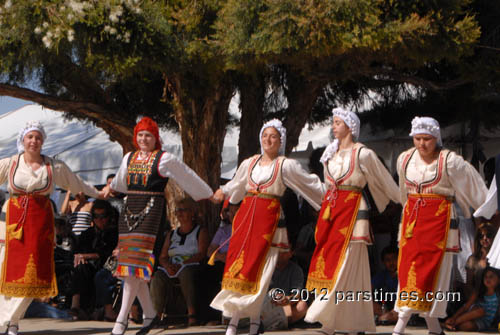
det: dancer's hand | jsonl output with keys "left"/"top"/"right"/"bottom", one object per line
{"left": 212, "top": 189, "right": 225, "bottom": 203}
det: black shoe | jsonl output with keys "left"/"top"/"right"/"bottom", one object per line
{"left": 136, "top": 316, "right": 160, "bottom": 335}
{"left": 110, "top": 321, "right": 128, "bottom": 335}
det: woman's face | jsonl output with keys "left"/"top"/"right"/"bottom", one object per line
{"left": 136, "top": 130, "right": 156, "bottom": 152}
{"left": 413, "top": 134, "right": 438, "bottom": 159}
{"left": 480, "top": 229, "right": 493, "bottom": 250}
{"left": 175, "top": 206, "right": 194, "bottom": 227}
{"left": 332, "top": 117, "right": 350, "bottom": 140}
{"left": 23, "top": 130, "right": 44, "bottom": 155}
{"left": 261, "top": 127, "right": 281, "bottom": 157}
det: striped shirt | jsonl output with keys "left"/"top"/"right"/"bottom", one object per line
{"left": 69, "top": 211, "right": 92, "bottom": 235}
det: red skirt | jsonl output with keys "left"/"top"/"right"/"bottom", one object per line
{"left": 397, "top": 193, "right": 451, "bottom": 311}
{"left": 0, "top": 195, "right": 57, "bottom": 298}
{"left": 222, "top": 193, "right": 281, "bottom": 295}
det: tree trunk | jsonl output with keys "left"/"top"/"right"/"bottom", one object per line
{"left": 237, "top": 73, "right": 267, "bottom": 164}
{"left": 164, "top": 73, "right": 234, "bottom": 235}
{"left": 283, "top": 73, "right": 324, "bottom": 155}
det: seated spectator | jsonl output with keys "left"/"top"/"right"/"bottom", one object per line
{"left": 465, "top": 222, "right": 498, "bottom": 299}
{"left": 372, "top": 245, "right": 398, "bottom": 325}
{"left": 198, "top": 200, "right": 237, "bottom": 324}
{"left": 261, "top": 246, "right": 308, "bottom": 331}
{"left": 53, "top": 216, "right": 76, "bottom": 310}
{"left": 61, "top": 191, "right": 93, "bottom": 236}
{"left": 445, "top": 267, "right": 500, "bottom": 331}
{"left": 69, "top": 199, "right": 118, "bottom": 320}
{"left": 150, "top": 197, "right": 208, "bottom": 326}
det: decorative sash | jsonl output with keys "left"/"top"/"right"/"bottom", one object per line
{"left": 397, "top": 193, "right": 452, "bottom": 311}
{"left": 221, "top": 192, "right": 281, "bottom": 295}
{"left": 306, "top": 187, "right": 362, "bottom": 292}
{"left": 0, "top": 195, "right": 57, "bottom": 298}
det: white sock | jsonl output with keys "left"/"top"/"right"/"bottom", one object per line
{"left": 7, "top": 324, "right": 18, "bottom": 335}
{"left": 112, "top": 277, "right": 140, "bottom": 334}
{"left": 393, "top": 315, "right": 410, "bottom": 335}
{"left": 249, "top": 315, "right": 260, "bottom": 334}
{"left": 226, "top": 313, "right": 240, "bottom": 335}
{"left": 424, "top": 316, "right": 442, "bottom": 335}
{"left": 136, "top": 280, "right": 157, "bottom": 323}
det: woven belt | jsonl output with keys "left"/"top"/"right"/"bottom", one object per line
{"left": 245, "top": 191, "right": 280, "bottom": 200}
{"left": 127, "top": 190, "right": 164, "bottom": 196}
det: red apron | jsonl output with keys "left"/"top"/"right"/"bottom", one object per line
{"left": 397, "top": 193, "right": 451, "bottom": 311}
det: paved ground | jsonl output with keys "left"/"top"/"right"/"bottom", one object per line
{"left": 4, "top": 319, "right": 488, "bottom": 335}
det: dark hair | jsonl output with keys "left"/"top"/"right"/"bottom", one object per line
{"left": 478, "top": 267, "right": 500, "bottom": 301}
{"left": 106, "top": 174, "right": 116, "bottom": 180}
{"left": 91, "top": 199, "right": 113, "bottom": 218}
{"left": 381, "top": 245, "right": 399, "bottom": 261}
{"left": 472, "top": 222, "right": 498, "bottom": 259}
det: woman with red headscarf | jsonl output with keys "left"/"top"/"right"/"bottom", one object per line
{"left": 106, "top": 117, "right": 213, "bottom": 335}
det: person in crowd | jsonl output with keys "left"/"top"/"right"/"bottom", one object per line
{"left": 465, "top": 222, "right": 498, "bottom": 299}
{"left": 211, "top": 119, "right": 325, "bottom": 335}
{"left": 261, "top": 246, "right": 308, "bottom": 331}
{"left": 69, "top": 200, "right": 118, "bottom": 320}
{"left": 372, "top": 246, "right": 399, "bottom": 325}
{"left": 105, "top": 117, "right": 213, "bottom": 335}
{"left": 198, "top": 200, "right": 237, "bottom": 325}
{"left": 61, "top": 191, "right": 94, "bottom": 237}
{"left": 392, "top": 116, "right": 487, "bottom": 335}
{"left": 304, "top": 107, "right": 400, "bottom": 335}
{"left": 0, "top": 120, "right": 104, "bottom": 335}
{"left": 149, "top": 197, "right": 208, "bottom": 326}
{"left": 445, "top": 267, "right": 500, "bottom": 331}
{"left": 294, "top": 204, "right": 317, "bottom": 276}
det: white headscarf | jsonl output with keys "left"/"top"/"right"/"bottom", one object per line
{"left": 320, "top": 107, "right": 361, "bottom": 163}
{"left": 409, "top": 116, "right": 442, "bottom": 147}
{"left": 17, "top": 120, "right": 47, "bottom": 154}
{"left": 259, "top": 119, "right": 286, "bottom": 156}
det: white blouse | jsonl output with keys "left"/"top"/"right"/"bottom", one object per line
{"left": 221, "top": 157, "right": 325, "bottom": 210}
{"left": 397, "top": 150, "right": 487, "bottom": 218}
{"left": 111, "top": 151, "right": 213, "bottom": 201}
{"left": 326, "top": 147, "right": 400, "bottom": 212}
{"left": 0, "top": 154, "right": 99, "bottom": 198}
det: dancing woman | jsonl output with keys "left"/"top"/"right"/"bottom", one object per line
{"left": 211, "top": 119, "right": 325, "bottom": 335}
{"left": 107, "top": 117, "right": 213, "bottom": 335}
{"left": 0, "top": 121, "right": 104, "bottom": 335}
{"left": 304, "top": 107, "right": 400, "bottom": 335}
{"left": 392, "top": 117, "right": 487, "bottom": 335}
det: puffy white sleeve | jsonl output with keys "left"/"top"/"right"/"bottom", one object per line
{"left": 474, "top": 175, "right": 497, "bottom": 219}
{"left": 0, "top": 157, "right": 10, "bottom": 186}
{"left": 282, "top": 159, "right": 325, "bottom": 211}
{"left": 359, "top": 148, "right": 401, "bottom": 212}
{"left": 221, "top": 158, "right": 252, "bottom": 201}
{"left": 158, "top": 152, "right": 213, "bottom": 201}
{"left": 53, "top": 159, "right": 100, "bottom": 198}
{"left": 447, "top": 152, "right": 487, "bottom": 218}
{"left": 396, "top": 151, "right": 409, "bottom": 205}
{"left": 110, "top": 152, "right": 131, "bottom": 194}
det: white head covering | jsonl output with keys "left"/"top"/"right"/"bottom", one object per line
{"left": 17, "top": 120, "right": 47, "bottom": 153}
{"left": 409, "top": 116, "right": 442, "bottom": 147}
{"left": 259, "top": 119, "right": 286, "bottom": 156}
{"left": 320, "top": 107, "right": 361, "bottom": 163}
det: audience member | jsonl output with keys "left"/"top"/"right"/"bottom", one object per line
{"left": 372, "top": 246, "right": 398, "bottom": 325}
{"left": 150, "top": 197, "right": 208, "bottom": 326}
{"left": 61, "top": 191, "right": 93, "bottom": 236}
{"left": 261, "top": 246, "right": 308, "bottom": 331}
{"left": 69, "top": 200, "right": 118, "bottom": 320}
{"left": 445, "top": 267, "right": 500, "bottom": 331}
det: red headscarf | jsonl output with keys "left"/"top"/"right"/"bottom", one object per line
{"left": 133, "top": 117, "right": 162, "bottom": 151}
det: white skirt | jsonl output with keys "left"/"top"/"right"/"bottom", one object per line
{"left": 305, "top": 242, "right": 376, "bottom": 332}
{"left": 395, "top": 252, "right": 453, "bottom": 318}
{"left": 487, "top": 233, "right": 500, "bottom": 269}
{"left": 0, "top": 222, "right": 32, "bottom": 326}
{"left": 210, "top": 227, "right": 287, "bottom": 319}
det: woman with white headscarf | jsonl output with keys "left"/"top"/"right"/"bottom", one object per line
{"left": 392, "top": 116, "right": 487, "bottom": 335}
{"left": 0, "top": 121, "right": 104, "bottom": 335}
{"left": 211, "top": 119, "right": 325, "bottom": 335}
{"left": 304, "top": 107, "right": 400, "bottom": 335}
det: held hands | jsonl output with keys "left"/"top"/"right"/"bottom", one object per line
{"left": 99, "top": 185, "right": 112, "bottom": 199}
{"left": 74, "top": 254, "right": 87, "bottom": 267}
{"left": 211, "top": 189, "right": 225, "bottom": 204}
